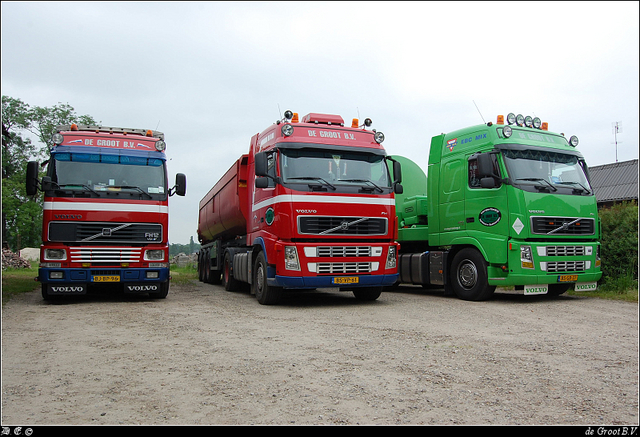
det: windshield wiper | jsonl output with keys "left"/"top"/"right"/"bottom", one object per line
{"left": 287, "top": 177, "right": 336, "bottom": 190}
{"left": 555, "top": 181, "right": 592, "bottom": 194}
{"left": 515, "top": 178, "right": 557, "bottom": 192}
{"left": 108, "top": 185, "right": 153, "bottom": 199}
{"left": 56, "top": 183, "right": 101, "bottom": 196}
{"left": 338, "top": 178, "right": 384, "bottom": 193}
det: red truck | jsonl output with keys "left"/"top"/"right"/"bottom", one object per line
{"left": 197, "top": 111, "right": 402, "bottom": 304}
{"left": 26, "top": 124, "right": 186, "bottom": 300}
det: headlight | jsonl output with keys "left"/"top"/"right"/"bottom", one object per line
{"left": 284, "top": 246, "right": 300, "bottom": 270}
{"left": 374, "top": 131, "right": 385, "bottom": 143}
{"left": 44, "top": 248, "right": 66, "bottom": 260}
{"left": 281, "top": 124, "right": 294, "bottom": 137}
{"left": 144, "top": 250, "right": 164, "bottom": 261}
{"left": 386, "top": 246, "right": 397, "bottom": 269}
{"left": 521, "top": 245, "right": 534, "bottom": 269}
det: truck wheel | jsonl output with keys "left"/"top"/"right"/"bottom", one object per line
{"left": 253, "top": 251, "right": 282, "bottom": 305}
{"left": 450, "top": 248, "right": 495, "bottom": 301}
{"left": 149, "top": 281, "right": 169, "bottom": 299}
{"left": 353, "top": 287, "right": 382, "bottom": 301}
{"left": 222, "top": 252, "right": 239, "bottom": 291}
{"left": 198, "top": 252, "right": 205, "bottom": 282}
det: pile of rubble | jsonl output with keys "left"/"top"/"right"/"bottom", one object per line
{"left": 2, "top": 248, "right": 32, "bottom": 270}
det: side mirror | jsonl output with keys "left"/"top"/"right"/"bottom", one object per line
{"left": 26, "top": 161, "right": 39, "bottom": 195}
{"left": 477, "top": 153, "right": 495, "bottom": 178}
{"left": 172, "top": 173, "right": 186, "bottom": 196}
{"left": 393, "top": 160, "right": 402, "bottom": 184}
{"left": 255, "top": 177, "right": 269, "bottom": 189}
{"left": 255, "top": 152, "right": 268, "bottom": 177}
{"left": 394, "top": 183, "right": 404, "bottom": 194}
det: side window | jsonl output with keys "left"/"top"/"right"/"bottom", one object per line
{"left": 468, "top": 155, "right": 502, "bottom": 188}
{"left": 266, "top": 152, "right": 276, "bottom": 188}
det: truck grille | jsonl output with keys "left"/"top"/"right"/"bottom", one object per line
{"left": 316, "top": 262, "right": 372, "bottom": 274}
{"left": 49, "top": 222, "right": 162, "bottom": 243}
{"left": 317, "top": 246, "right": 371, "bottom": 257}
{"left": 545, "top": 246, "right": 586, "bottom": 256}
{"left": 298, "top": 216, "right": 387, "bottom": 235}
{"left": 530, "top": 217, "right": 595, "bottom": 235}
{"left": 545, "top": 261, "right": 587, "bottom": 272}
{"left": 70, "top": 247, "right": 142, "bottom": 263}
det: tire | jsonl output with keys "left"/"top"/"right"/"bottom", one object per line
{"left": 149, "top": 281, "right": 169, "bottom": 299}
{"left": 198, "top": 252, "right": 205, "bottom": 282}
{"left": 450, "top": 248, "right": 495, "bottom": 301}
{"left": 252, "top": 251, "right": 282, "bottom": 305}
{"left": 222, "top": 251, "right": 239, "bottom": 291}
{"left": 352, "top": 287, "right": 382, "bottom": 301}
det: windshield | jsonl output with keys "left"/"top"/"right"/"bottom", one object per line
{"left": 50, "top": 153, "right": 167, "bottom": 199}
{"left": 502, "top": 148, "right": 592, "bottom": 194}
{"left": 280, "top": 148, "right": 391, "bottom": 192}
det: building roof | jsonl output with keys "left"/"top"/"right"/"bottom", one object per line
{"left": 588, "top": 159, "right": 638, "bottom": 204}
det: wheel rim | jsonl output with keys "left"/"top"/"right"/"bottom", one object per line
{"left": 256, "top": 264, "right": 265, "bottom": 295}
{"left": 458, "top": 260, "right": 478, "bottom": 289}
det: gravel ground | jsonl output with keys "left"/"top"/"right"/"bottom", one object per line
{"left": 1, "top": 280, "right": 638, "bottom": 426}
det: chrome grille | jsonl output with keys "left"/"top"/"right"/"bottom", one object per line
{"left": 546, "top": 261, "right": 586, "bottom": 272}
{"left": 546, "top": 246, "right": 586, "bottom": 256}
{"left": 70, "top": 247, "right": 142, "bottom": 263}
{"left": 49, "top": 222, "right": 162, "bottom": 243}
{"left": 317, "top": 246, "right": 371, "bottom": 257}
{"left": 317, "top": 262, "right": 372, "bottom": 274}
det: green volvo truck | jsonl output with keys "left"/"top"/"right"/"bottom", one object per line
{"left": 393, "top": 113, "right": 602, "bottom": 300}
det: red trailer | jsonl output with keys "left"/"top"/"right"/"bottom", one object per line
{"left": 197, "top": 111, "right": 402, "bottom": 304}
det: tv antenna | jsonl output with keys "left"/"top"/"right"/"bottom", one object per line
{"left": 473, "top": 100, "right": 485, "bottom": 124}
{"left": 612, "top": 121, "right": 622, "bottom": 162}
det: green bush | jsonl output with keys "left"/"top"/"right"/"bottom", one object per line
{"left": 599, "top": 202, "right": 638, "bottom": 281}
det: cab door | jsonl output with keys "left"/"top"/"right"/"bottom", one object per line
{"left": 464, "top": 153, "right": 509, "bottom": 264}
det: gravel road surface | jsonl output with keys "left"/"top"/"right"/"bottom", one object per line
{"left": 2, "top": 280, "right": 638, "bottom": 425}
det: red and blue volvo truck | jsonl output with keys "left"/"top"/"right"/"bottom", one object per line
{"left": 393, "top": 113, "right": 602, "bottom": 300}
{"left": 26, "top": 124, "right": 186, "bottom": 300}
{"left": 197, "top": 111, "right": 402, "bottom": 304}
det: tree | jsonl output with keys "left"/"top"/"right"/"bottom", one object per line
{"left": 1, "top": 96, "right": 98, "bottom": 251}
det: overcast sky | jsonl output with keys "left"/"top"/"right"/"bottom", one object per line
{"left": 2, "top": 1, "right": 638, "bottom": 245}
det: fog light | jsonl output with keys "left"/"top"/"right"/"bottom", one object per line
{"left": 49, "top": 271, "right": 64, "bottom": 279}
{"left": 146, "top": 271, "right": 159, "bottom": 279}
{"left": 281, "top": 124, "right": 294, "bottom": 137}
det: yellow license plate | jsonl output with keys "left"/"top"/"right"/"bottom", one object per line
{"left": 557, "top": 275, "right": 578, "bottom": 282}
{"left": 93, "top": 275, "right": 120, "bottom": 282}
{"left": 332, "top": 277, "right": 359, "bottom": 284}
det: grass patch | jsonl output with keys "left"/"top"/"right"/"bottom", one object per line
{"left": 2, "top": 262, "right": 39, "bottom": 305}
{"left": 568, "top": 274, "right": 638, "bottom": 302}
{"left": 170, "top": 264, "right": 198, "bottom": 285}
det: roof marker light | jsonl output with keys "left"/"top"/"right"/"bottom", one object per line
{"left": 497, "top": 115, "right": 504, "bottom": 125}
{"left": 146, "top": 130, "right": 153, "bottom": 137}
{"left": 352, "top": 118, "right": 359, "bottom": 128}
{"left": 70, "top": 124, "right": 78, "bottom": 131}
{"left": 291, "top": 113, "right": 299, "bottom": 123}
{"left": 541, "top": 122, "right": 548, "bottom": 131}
